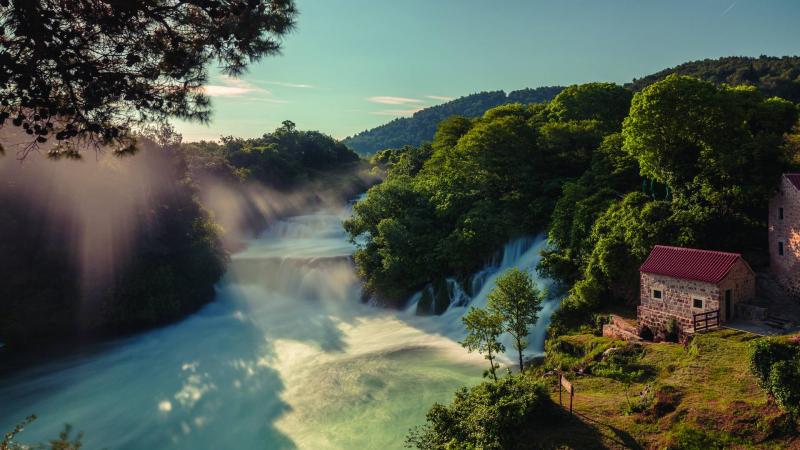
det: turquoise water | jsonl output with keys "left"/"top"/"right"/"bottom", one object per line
{"left": 0, "top": 205, "right": 555, "bottom": 449}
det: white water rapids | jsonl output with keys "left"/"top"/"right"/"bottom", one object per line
{"left": 0, "top": 202, "right": 558, "bottom": 449}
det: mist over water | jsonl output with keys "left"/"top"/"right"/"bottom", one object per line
{"left": 0, "top": 200, "right": 556, "bottom": 449}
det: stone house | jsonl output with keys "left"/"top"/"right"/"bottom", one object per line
{"left": 637, "top": 245, "right": 756, "bottom": 338}
{"left": 769, "top": 173, "right": 800, "bottom": 299}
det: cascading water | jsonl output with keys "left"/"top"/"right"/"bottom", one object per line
{"left": 405, "top": 235, "right": 560, "bottom": 357}
{"left": 0, "top": 201, "right": 558, "bottom": 450}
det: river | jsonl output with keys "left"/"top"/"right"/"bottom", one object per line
{"left": 0, "top": 201, "right": 557, "bottom": 449}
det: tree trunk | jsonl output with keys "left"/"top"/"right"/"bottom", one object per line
{"left": 516, "top": 337, "right": 524, "bottom": 373}
{"left": 487, "top": 349, "right": 497, "bottom": 381}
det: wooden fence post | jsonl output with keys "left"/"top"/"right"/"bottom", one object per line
{"left": 559, "top": 373, "right": 575, "bottom": 414}
{"left": 569, "top": 388, "right": 573, "bottom": 413}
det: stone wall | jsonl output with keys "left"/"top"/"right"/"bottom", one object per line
{"left": 717, "top": 259, "right": 757, "bottom": 320}
{"left": 769, "top": 175, "right": 800, "bottom": 300}
{"left": 637, "top": 261, "right": 755, "bottom": 337}
{"left": 638, "top": 273, "right": 717, "bottom": 337}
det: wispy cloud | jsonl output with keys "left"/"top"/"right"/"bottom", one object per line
{"left": 426, "top": 95, "right": 455, "bottom": 101}
{"left": 721, "top": 1, "right": 736, "bottom": 15}
{"left": 256, "top": 80, "right": 315, "bottom": 89}
{"left": 203, "top": 76, "right": 270, "bottom": 97}
{"left": 367, "top": 96, "right": 424, "bottom": 105}
{"left": 240, "top": 97, "right": 290, "bottom": 104}
{"left": 370, "top": 108, "right": 423, "bottom": 116}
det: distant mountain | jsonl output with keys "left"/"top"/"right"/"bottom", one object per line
{"left": 627, "top": 55, "right": 800, "bottom": 102}
{"left": 342, "top": 87, "right": 564, "bottom": 155}
{"left": 344, "top": 56, "right": 800, "bottom": 156}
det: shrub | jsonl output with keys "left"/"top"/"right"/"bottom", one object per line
{"left": 405, "top": 376, "right": 554, "bottom": 450}
{"left": 665, "top": 318, "right": 679, "bottom": 343}
{"left": 749, "top": 338, "right": 796, "bottom": 388}
{"left": 768, "top": 360, "right": 800, "bottom": 416}
{"left": 592, "top": 314, "right": 610, "bottom": 336}
{"left": 748, "top": 337, "right": 800, "bottom": 416}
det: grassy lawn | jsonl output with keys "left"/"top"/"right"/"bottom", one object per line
{"left": 527, "top": 329, "right": 800, "bottom": 449}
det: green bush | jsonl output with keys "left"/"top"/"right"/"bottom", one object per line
{"left": 405, "top": 376, "right": 553, "bottom": 450}
{"left": 665, "top": 318, "right": 679, "bottom": 343}
{"left": 748, "top": 337, "right": 800, "bottom": 416}
{"left": 768, "top": 359, "right": 800, "bottom": 416}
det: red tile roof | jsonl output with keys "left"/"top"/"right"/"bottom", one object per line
{"left": 639, "top": 245, "right": 745, "bottom": 284}
{"left": 786, "top": 173, "right": 800, "bottom": 191}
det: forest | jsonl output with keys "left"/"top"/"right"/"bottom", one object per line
{"left": 346, "top": 75, "right": 800, "bottom": 326}
{"left": 627, "top": 55, "right": 800, "bottom": 102}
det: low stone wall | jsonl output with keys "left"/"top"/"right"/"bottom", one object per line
{"left": 602, "top": 324, "right": 635, "bottom": 341}
{"left": 736, "top": 302, "right": 767, "bottom": 321}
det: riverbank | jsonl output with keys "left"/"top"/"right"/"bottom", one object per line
{"left": 0, "top": 203, "right": 489, "bottom": 450}
{"left": 0, "top": 159, "right": 379, "bottom": 360}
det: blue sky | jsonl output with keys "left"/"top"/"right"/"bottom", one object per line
{"left": 174, "top": 0, "right": 800, "bottom": 142}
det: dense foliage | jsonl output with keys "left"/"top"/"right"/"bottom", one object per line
{"left": 405, "top": 375, "right": 554, "bottom": 450}
{"left": 0, "top": 121, "right": 362, "bottom": 349}
{"left": 0, "top": 142, "right": 227, "bottom": 347}
{"left": 345, "top": 83, "right": 631, "bottom": 303}
{"left": 628, "top": 56, "right": 800, "bottom": 103}
{"left": 181, "top": 120, "right": 361, "bottom": 189}
{"left": 0, "top": 1, "right": 296, "bottom": 158}
{"left": 347, "top": 56, "right": 800, "bottom": 158}
{"left": 749, "top": 337, "right": 800, "bottom": 416}
{"left": 341, "top": 87, "right": 564, "bottom": 155}
{"left": 547, "top": 75, "right": 799, "bottom": 330}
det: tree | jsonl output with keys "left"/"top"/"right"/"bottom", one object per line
{"left": 623, "top": 74, "right": 797, "bottom": 205}
{"left": 487, "top": 268, "right": 544, "bottom": 372}
{"left": 0, "top": 0, "right": 297, "bottom": 159}
{"left": 461, "top": 307, "right": 505, "bottom": 381}
{"left": 2, "top": 416, "right": 83, "bottom": 450}
{"left": 404, "top": 376, "right": 552, "bottom": 450}
{"left": 547, "top": 82, "right": 632, "bottom": 131}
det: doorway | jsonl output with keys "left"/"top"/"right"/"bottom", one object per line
{"left": 725, "top": 289, "right": 732, "bottom": 321}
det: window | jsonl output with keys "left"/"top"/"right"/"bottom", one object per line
{"left": 779, "top": 241, "right": 785, "bottom": 256}
{"left": 693, "top": 298, "right": 703, "bottom": 308}
{"left": 652, "top": 289, "right": 662, "bottom": 300}
{"left": 779, "top": 207, "right": 784, "bottom": 220}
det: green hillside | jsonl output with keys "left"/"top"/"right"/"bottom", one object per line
{"left": 341, "top": 87, "right": 564, "bottom": 155}
{"left": 627, "top": 55, "right": 800, "bottom": 101}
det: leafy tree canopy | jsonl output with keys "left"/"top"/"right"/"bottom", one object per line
{"left": 547, "top": 82, "right": 632, "bottom": 130}
{"left": 347, "top": 84, "right": 628, "bottom": 304}
{"left": 487, "top": 268, "right": 544, "bottom": 371}
{"left": 405, "top": 376, "right": 553, "bottom": 450}
{"left": 0, "top": 0, "right": 296, "bottom": 158}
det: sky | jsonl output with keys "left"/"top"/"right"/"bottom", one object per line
{"left": 174, "top": 0, "right": 800, "bottom": 142}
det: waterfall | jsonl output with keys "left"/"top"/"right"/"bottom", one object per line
{"left": 0, "top": 201, "right": 560, "bottom": 449}
{"left": 404, "top": 235, "right": 561, "bottom": 356}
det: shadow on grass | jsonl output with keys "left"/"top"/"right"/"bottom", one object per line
{"left": 518, "top": 403, "right": 630, "bottom": 450}
{"left": 574, "top": 410, "right": 644, "bottom": 449}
